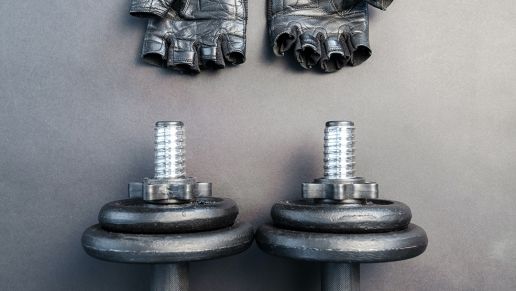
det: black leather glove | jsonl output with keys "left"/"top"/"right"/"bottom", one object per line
{"left": 130, "top": 0, "right": 247, "bottom": 73}
{"left": 268, "top": 0, "right": 392, "bottom": 72}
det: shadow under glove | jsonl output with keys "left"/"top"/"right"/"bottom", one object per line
{"left": 130, "top": 0, "right": 247, "bottom": 73}
{"left": 268, "top": 0, "right": 393, "bottom": 72}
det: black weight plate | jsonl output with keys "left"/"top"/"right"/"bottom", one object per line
{"left": 256, "top": 223, "right": 427, "bottom": 263}
{"left": 98, "top": 197, "right": 238, "bottom": 234}
{"left": 82, "top": 222, "right": 254, "bottom": 263}
{"left": 271, "top": 199, "right": 411, "bottom": 233}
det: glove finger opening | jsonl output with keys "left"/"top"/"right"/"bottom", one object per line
{"left": 225, "top": 51, "right": 245, "bottom": 65}
{"left": 167, "top": 39, "right": 201, "bottom": 74}
{"left": 320, "top": 36, "right": 350, "bottom": 73}
{"left": 294, "top": 33, "right": 322, "bottom": 69}
{"left": 321, "top": 52, "right": 348, "bottom": 73}
{"left": 273, "top": 29, "right": 298, "bottom": 56}
{"left": 350, "top": 45, "right": 372, "bottom": 66}
{"left": 347, "top": 34, "right": 371, "bottom": 66}
{"left": 142, "top": 52, "right": 167, "bottom": 67}
{"left": 220, "top": 34, "right": 246, "bottom": 65}
{"left": 200, "top": 43, "right": 226, "bottom": 69}
{"left": 141, "top": 38, "right": 168, "bottom": 67}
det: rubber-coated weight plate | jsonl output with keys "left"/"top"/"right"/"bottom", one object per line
{"left": 256, "top": 223, "right": 427, "bottom": 263}
{"left": 271, "top": 199, "right": 411, "bottom": 233}
{"left": 98, "top": 197, "right": 238, "bottom": 234}
{"left": 82, "top": 222, "right": 254, "bottom": 263}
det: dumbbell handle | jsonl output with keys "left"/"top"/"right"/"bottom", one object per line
{"left": 322, "top": 263, "right": 360, "bottom": 291}
{"left": 151, "top": 263, "right": 189, "bottom": 291}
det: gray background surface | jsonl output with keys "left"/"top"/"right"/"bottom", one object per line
{"left": 1, "top": 0, "right": 516, "bottom": 290}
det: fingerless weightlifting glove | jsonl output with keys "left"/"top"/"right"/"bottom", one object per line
{"left": 130, "top": 0, "right": 247, "bottom": 73}
{"left": 268, "top": 0, "right": 393, "bottom": 72}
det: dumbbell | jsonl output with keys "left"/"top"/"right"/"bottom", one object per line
{"left": 256, "top": 121, "right": 428, "bottom": 291}
{"left": 82, "top": 121, "right": 254, "bottom": 291}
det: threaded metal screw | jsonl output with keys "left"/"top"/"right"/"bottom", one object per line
{"left": 154, "top": 121, "right": 186, "bottom": 179}
{"left": 323, "top": 121, "right": 356, "bottom": 180}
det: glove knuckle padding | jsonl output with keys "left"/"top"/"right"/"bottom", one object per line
{"left": 136, "top": 0, "right": 246, "bottom": 73}
{"left": 269, "top": 0, "right": 392, "bottom": 72}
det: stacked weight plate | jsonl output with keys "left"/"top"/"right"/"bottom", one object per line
{"left": 256, "top": 198, "right": 428, "bottom": 291}
{"left": 256, "top": 121, "right": 428, "bottom": 291}
{"left": 82, "top": 121, "right": 254, "bottom": 291}
{"left": 82, "top": 196, "right": 254, "bottom": 290}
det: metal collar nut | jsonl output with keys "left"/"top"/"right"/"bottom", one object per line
{"left": 302, "top": 181, "right": 378, "bottom": 200}
{"left": 128, "top": 179, "right": 212, "bottom": 202}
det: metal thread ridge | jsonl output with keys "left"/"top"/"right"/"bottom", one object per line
{"left": 154, "top": 121, "right": 185, "bottom": 179}
{"left": 324, "top": 121, "right": 356, "bottom": 179}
